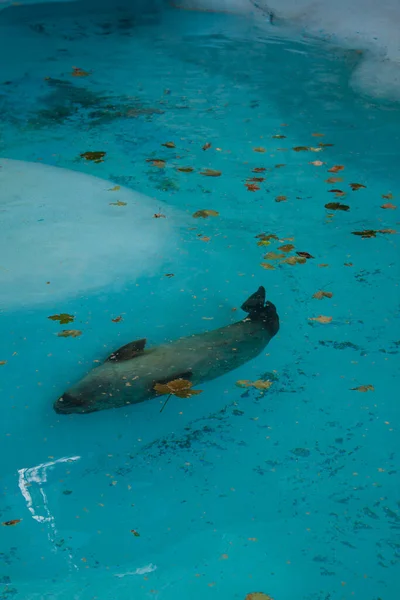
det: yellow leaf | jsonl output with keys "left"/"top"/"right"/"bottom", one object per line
{"left": 275, "top": 195, "right": 287, "bottom": 202}
{"left": 278, "top": 244, "right": 295, "bottom": 253}
{"left": 260, "top": 262, "right": 275, "bottom": 270}
{"left": 200, "top": 169, "right": 221, "bottom": 177}
{"left": 309, "top": 315, "right": 332, "bottom": 324}
{"left": 154, "top": 378, "right": 202, "bottom": 399}
{"left": 146, "top": 159, "right": 166, "bottom": 168}
{"left": 351, "top": 384, "right": 374, "bottom": 392}
{"left": 108, "top": 185, "right": 120, "bottom": 191}
{"left": 283, "top": 256, "right": 306, "bottom": 265}
{"left": 313, "top": 291, "right": 333, "bottom": 300}
{"left": 264, "top": 251, "right": 286, "bottom": 260}
{"left": 162, "top": 141, "right": 175, "bottom": 148}
{"left": 48, "top": 313, "right": 74, "bottom": 325}
{"left": 253, "top": 147, "right": 266, "bottom": 153}
{"left": 193, "top": 209, "right": 219, "bottom": 218}
{"left": 0, "top": 361, "right": 6, "bottom": 366}
{"left": 57, "top": 330, "right": 82, "bottom": 338}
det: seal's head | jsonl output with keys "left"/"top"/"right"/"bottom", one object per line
{"left": 54, "top": 392, "right": 94, "bottom": 414}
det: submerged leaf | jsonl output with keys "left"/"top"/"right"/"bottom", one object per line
{"left": 72, "top": 66, "right": 89, "bottom": 77}
{"left": 0, "top": 361, "right": 7, "bottom": 366}
{"left": 246, "top": 183, "right": 260, "bottom": 192}
{"left": 236, "top": 379, "right": 273, "bottom": 390}
{"left": 351, "top": 384, "right": 374, "bottom": 392}
{"left": 310, "top": 160, "right": 324, "bottom": 166}
{"left": 312, "top": 133, "right": 324, "bottom": 137}
{"left": 275, "top": 164, "right": 286, "bottom": 168}
{"left": 253, "top": 167, "right": 266, "bottom": 173}
{"left": 245, "top": 594, "right": 274, "bottom": 600}
{"left": 283, "top": 256, "right": 306, "bottom": 265}
{"left": 108, "top": 185, "right": 120, "bottom": 191}
{"left": 154, "top": 378, "right": 202, "bottom": 399}
{"left": 296, "top": 251, "right": 314, "bottom": 259}
{"left": 48, "top": 313, "right": 74, "bottom": 325}
{"left": 200, "top": 169, "right": 222, "bottom": 177}
{"left": 202, "top": 142, "right": 212, "bottom": 151}
{"left": 293, "top": 146, "right": 309, "bottom": 152}
{"left": 351, "top": 230, "right": 376, "bottom": 238}
{"left": 248, "top": 177, "right": 265, "bottom": 182}
{"left": 131, "top": 529, "right": 140, "bottom": 537}
{"left": 2, "top": 519, "right": 22, "bottom": 526}
{"left": 260, "top": 262, "right": 275, "bottom": 270}
{"left": 253, "top": 147, "right": 266, "bottom": 153}
{"left": 278, "top": 243, "right": 295, "bottom": 253}
{"left": 326, "top": 176, "right": 343, "bottom": 184}
{"left": 162, "top": 141, "right": 175, "bottom": 148}
{"left": 80, "top": 151, "right": 105, "bottom": 163}
{"left": 57, "top": 330, "right": 82, "bottom": 338}
{"left": 381, "top": 203, "right": 397, "bottom": 209}
{"left": 349, "top": 183, "right": 366, "bottom": 191}
{"left": 146, "top": 158, "right": 166, "bottom": 168}
{"left": 328, "top": 165, "right": 344, "bottom": 173}
{"left": 325, "top": 202, "right": 350, "bottom": 212}
{"left": 275, "top": 195, "right": 287, "bottom": 202}
{"left": 177, "top": 166, "right": 194, "bottom": 173}
{"left": 272, "top": 134, "right": 286, "bottom": 139}
{"left": 382, "top": 193, "right": 393, "bottom": 200}
{"left": 109, "top": 200, "right": 127, "bottom": 206}
{"left": 264, "top": 252, "right": 286, "bottom": 260}
{"left": 193, "top": 209, "right": 219, "bottom": 218}
{"left": 309, "top": 315, "right": 332, "bottom": 324}
{"left": 256, "top": 233, "right": 278, "bottom": 241}
{"left": 112, "top": 316, "right": 123, "bottom": 323}
{"left": 313, "top": 290, "right": 333, "bottom": 300}
{"left": 153, "top": 213, "right": 166, "bottom": 218}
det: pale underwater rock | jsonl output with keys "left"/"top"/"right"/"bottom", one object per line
{"left": 0, "top": 159, "right": 185, "bottom": 309}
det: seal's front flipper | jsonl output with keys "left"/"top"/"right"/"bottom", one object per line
{"left": 241, "top": 286, "right": 266, "bottom": 314}
{"left": 107, "top": 338, "right": 147, "bottom": 362}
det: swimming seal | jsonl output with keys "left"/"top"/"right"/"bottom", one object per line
{"left": 54, "top": 286, "right": 279, "bottom": 414}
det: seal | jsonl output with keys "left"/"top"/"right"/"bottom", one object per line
{"left": 54, "top": 286, "right": 279, "bottom": 414}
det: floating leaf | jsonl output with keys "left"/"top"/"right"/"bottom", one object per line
{"left": 309, "top": 315, "right": 332, "bottom": 324}
{"left": 313, "top": 291, "right": 333, "bottom": 300}
{"left": 275, "top": 195, "right": 287, "bottom": 202}
{"left": 193, "top": 209, "right": 219, "bottom": 218}
{"left": 236, "top": 379, "right": 273, "bottom": 390}
{"left": 351, "top": 230, "right": 376, "bottom": 238}
{"left": 246, "top": 183, "right": 260, "bottom": 192}
{"left": 256, "top": 233, "right": 278, "bottom": 241}
{"left": 165, "top": 273, "right": 174, "bottom": 278}
{"left": 153, "top": 213, "right": 166, "bottom": 218}
{"left": 278, "top": 244, "right": 295, "bottom": 253}
{"left": 245, "top": 593, "right": 273, "bottom": 600}
{"left": 248, "top": 177, "right": 265, "bottom": 182}
{"left": 382, "top": 193, "right": 393, "bottom": 200}
{"left": 112, "top": 316, "right": 123, "bottom": 323}
{"left": 48, "top": 313, "right": 74, "bottom": 325}
{"left": 328, "top": 165, "right": 344, "bottom": 173}
{"left": 293, "top": 146, "right": 309, "bottom": 152}
{"left": 328, "top": 189, "right": 346, "bottom": 198}
{"left": 199, "top": 236, "right": 211, "bottom": 242}
{"left": 154, "top": 378, "right": 202, "bottom": 399}
{"left": 162, "top": 141, "right": 175, "bottom": 148}
{"left": 350, "top": 183, "right": 366, "bottom": 191}
{"left": 326, "top": 176, "right": 343, "bottom": 183}
{"left": 310, "top": 160, "right": 324, "bottom": 166}
{"left": 318, "top": 143, "right": 334, "bottom": 147}
{"left": 253, "top": 147, "right": 266, "bottom": 153}
{"left": 202, "top": 142, "right": 212, "bottom": 151}
{"left": 381, "top": 203, "right": 396, "bottom": 209}
{"left": 264, "top": 252, "right": 285, "bottom": 260}
{"left": 2, "top": 519, "right": 22, "bottom": 526}
{"left": 131, "top": 529, "right": 140, "bottom": 537}
{"left": 272, "top": 134, "right": 286, "bottom": 139}
{"left": 325, "top": 202, "right": 349, "bottom": 212}
{"left": 284, "top": 256, "right": 306, "bottom": 265}
{"left": 253, "top": 167, "right": 266, "bottom": 173}
{"left": 57, "top": 330, "right": 82, "bottom": 338}
{"left": 108, "top": 185, "right": 120, "bottom": 191}
{"left": 312, "top": 133, "right": 324, "bottom": 137}
{"left": 0, "top": 361, "right": 7, "bottom": 366}
{"left": 177, "top": 166, "right": 194, "bottom": 173}
{"left": 80, "top": 151, "right": 105, "bottom": 163}
{"left": 350, "top": 384, "right": 374, "bottom": 392}
{"left": 200, "top": 169, "right": 222, "bottom": 177}
{"left": 146, "top": 158, "right": 166, "bottom": 168}
{"left": 296, "top": 251, "right": 314, "bottom": 259}
{"left": 109, "top": 200, "right": 127, "bottom": 206}
{"left": 260, "top": 262, "right": 275, "bottom": 270}
{"left": 72, "top": 66, "right": 89, "bottom": 77}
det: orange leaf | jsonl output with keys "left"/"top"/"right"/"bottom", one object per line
{"left": 325, "top": 177, "right": 343, "bottom": 183}
{"left": 246, "top": 183, "right": 260, "bottom": 192}
{"left": 312, "top": 133, "right": 324, "bottom": 137}
{"left": 2, "top": 519, "right": 22, "bottom": 526}
{"left": 309, "top": 315, "right": 332, "bottom": 324}
{"left": 328, "top": 189, "right": 346, "bottom": 198}
{"left": 112, "top": 316, "right": 123, "bottom": 323}
{"left": 275, "top": 195, "right": 287, "bottom": 202}
{"left": 328, "top": 165, "right": 344, "bottom": 173}
{"left": 200, "top": 169, "right": 221, "bottom": 177}
{"left": 381, "top": 203, "right": 396, "bottom": 209}
{"left": 247, "top": 177, "right": 265, "bottom": 182}
{"left": 72, "top": 67, "right": 89, "bottom": 77}
{"left": 162, "top": 141, "right": 175, "bottom": 148}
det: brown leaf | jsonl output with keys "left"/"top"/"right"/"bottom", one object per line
{"left": 193, "top": 209, "right": 219, "bottom": 218}
{"left": 236, "top": 380, "right": 272, "bottom": 390}
{"left": 296, "top": 251, "right": 314, "bottom": 259}
{"left": 328, "top": 189, "right": 346, "bottom": 197}
{"left": 325, "top": 202, "right": 350, "bottom": 212}
{"left": 80, "top": 151, "right": 105, "bottom": 163}
{"left": 112, "top": 316, "right": 123, "bottom": 323}
{"left": 48, "top": 313, "right": 74, "bottom": 325}
{"left": 260, "top": 262, "right": 275, "bottom": 270}
{"left": 312, "top": 133, "right": 324, "bottom": 137}
{"left": 350, "top": 385, "right": 374, "bottom": 392}
{"left": 272, "top": 134, "right": 286, "bottom": 139}
{"left": 253, "top": 167, "right": 266, "bottom": 173}
{"left": 109, "top": 200, "right": 127, "bottom": 206}
{"left": 72, "top": 67, "right": 89, "bottom": 77}
{"left": 247, "top": 177, "right": 265, "bottom": 182}
{"left": 318, "top": 143, "right": 334, "bottom": 147}
{"left": 147, "top": 158, "right": 166, "bottom": 168}
{"left": 253, "top": 147, "right": 266, "bottom": 153}
{"left": 202, "top": 142, "right": 212, "bottom": 151}
{"left": 278, "top": 244, "right": 295, "bottom": 253}
{"left": 177, "top": 166, "right": 194, "bottom": 173}
{"left": 328, "top": 165, "right": 344, "bottom": 173}
{"left": 200, "top": 169, "right": 222, "bottom": 177}
{"left": 313, "top": 291, "right": 333, "bottom": 300}
{"left": 293, "top": 146, "right": 309, "bottom": 152}
{"left": 275, "top": 164, "right": 286, "bottom": 168}
{"left": 309, "top": 315, "right": 332, "bottom": 324}
{"left": 153, "top": 213, "right": 166, "bottom": 218}
{"left": 165, "top": 273, "right": 174, "bottom": 278}
{"left": 381, "top": 203, "right": 397, "bottom": 209}
{"left": 2, "top": 519, "right": 22, "bottom": 526}
{"left": 0, "top": 361, "right": 7, "bottom": 366}
{"left": 351, "top": 230, "right": 376, "bottom": 238}
{"left": 349, "top": 183, "right": 366, "bottom": 191}
{"left": 57, "top": 330, "right": 82, "bottom": 338}
{"left": 131, "top": 529, "right": 140, "bottom": 537}
{"left": 246, "top": 183, "right": 260, "bottom": 192}
{"left": 382, "top": 193, "right": 393, "bottom": 200}
{"left": 264, "top": 252, "right": 286, "bottom": 260}
{"left": 256, "top": 233, "right": 278, "bottom": 241}
{"left": 199, "top": 236, "right": 211, "bottom": 242}
{"left": 245, "top": 594, "right": 273, "bottom": 600}
{"left": 154, "top": 378, "right": 202, "bottom": 399}
{"left": 283, "top": 256, "right": 306, "bottom": 265}
{"left": 162, "top": 141, "right": 175, "bottom": 148}
{"left": 378, "top": 228, "right": 397, "bottom": 234}
{"left": 275, "top": 195, "right": 287, "bottom": 202}
{"left": 325, "top": 177, "right": 343, "bottom": 183}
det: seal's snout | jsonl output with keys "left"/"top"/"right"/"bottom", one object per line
{"left": 54, "top": 392, "right": 88, "bottom": 414}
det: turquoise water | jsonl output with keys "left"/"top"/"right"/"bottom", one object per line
{"left": 0, "top": 1, "right": 399, "bottom": 599}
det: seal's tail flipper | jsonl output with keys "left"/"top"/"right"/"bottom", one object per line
{"left": 241, "top": 286, "right": 266, "bottom": 314}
